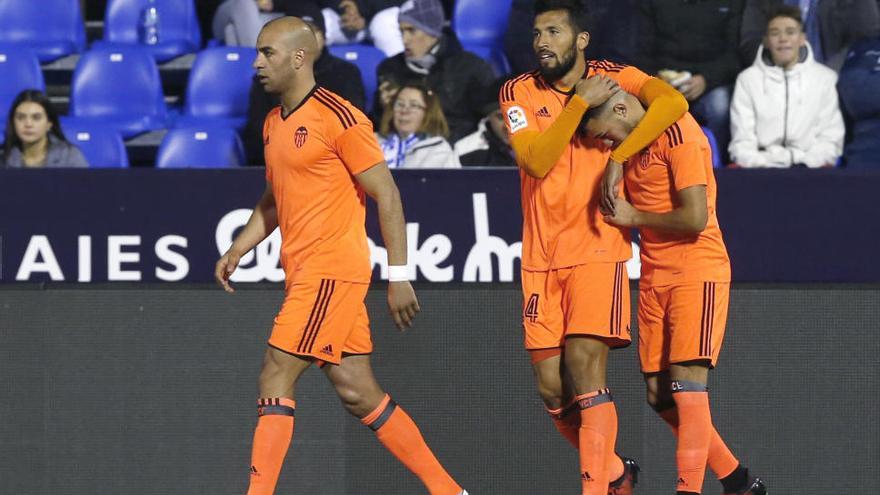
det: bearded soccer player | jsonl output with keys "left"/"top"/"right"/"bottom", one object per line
{"left": 583, "top": 91, "right": 767, "bottom": 495}
{"left": 215, "top": 17, "right": 467, "bottom": 495}
{"left": 499, "top": 0, "right": 689, "bottom": 493}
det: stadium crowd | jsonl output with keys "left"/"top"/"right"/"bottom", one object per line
{"left": 1, "top": 0, "right": 879, "bottom": 169}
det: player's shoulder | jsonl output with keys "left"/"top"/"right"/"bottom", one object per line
{"left": 661, "top": 113, "right": 708, "bottom": 150}
{"left": 587, "top": 59, "right": 630, "bottom": 74}
{"left": 311, "top": 86, "right": 368, "bottom": 132}
{"left": 500, "top": 70, "right": 543, "bottom": 104}
{"left": 264, "top": 105, "right": 282, "bottom": 123}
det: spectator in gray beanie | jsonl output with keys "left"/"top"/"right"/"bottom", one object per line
{"left": 375, "top": 0, "right": 495, "bottom": 142}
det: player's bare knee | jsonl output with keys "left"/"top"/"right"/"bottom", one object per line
{"left": 257, "top": 348, "right": 307, "bottom": 397}
{"left": 334, "top": 383, "right": 383, "bottom": 418}
{"left": 536, "top": 383, "right": 565, "bottom": 409}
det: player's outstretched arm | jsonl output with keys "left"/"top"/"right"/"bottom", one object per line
{"left": 354, "top": 162, "right": 420, "bottom": 331}
{"left": 603, "top": 185, "right": 708, "bottom": 234}
{"left": 214, "top": 183, "right": 278, "bottom": 293}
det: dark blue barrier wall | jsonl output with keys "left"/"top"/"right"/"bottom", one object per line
{"left": 1, "top": 168, "right": 877, "bottom": 283}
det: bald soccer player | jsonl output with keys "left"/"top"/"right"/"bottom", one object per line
{"left": 215, "top": 17, "right": 467, "bottom": 495}
{"left": 583, "top": 91, "right": 766, "bottom": 495}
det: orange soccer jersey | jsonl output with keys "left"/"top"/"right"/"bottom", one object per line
{"left": 263, "top": 86, "right": 385, "bottom": 287}
{"left": 623, "top": 113, "right": 731, "bottom": 287}
{"left": 500, "top": 61, "right": 651, "bottom": 271}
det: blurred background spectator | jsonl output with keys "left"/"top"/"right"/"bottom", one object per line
{"left": 377, "top": 81, "right": 460, "bottom": 168}
{"left": 370, "top": 73, "right": 402, "bottom": 125}
{"left": 212, "top": 0, "right": 283, "bottom": 47}
{"left": 322, "top": 0, "right": 405, "bottom": 56}
{"left": 454, "top": 79, "right": 515, "bottom": 167}
{"left": 3, "top": 90, "right": 88, "bottom": 169}
{"left": 837, "top": 35, "right": 880, "bottom": 169}
{"left": 729, "top": 5, "right": 844, "bottom": 168}
{"left": 740, "top": 0, "right": 880, "bottom": 72}
{"left": 637, "top": 0, "right": 745, "bottom": 164}
{"left": 243, "top": 5, "right": 366, "bottom": 165}
{"left": 376, "top": 0, "right": 494, "bottom": 142}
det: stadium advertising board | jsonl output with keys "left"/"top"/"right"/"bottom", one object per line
{"left": 0, "top": 169, "right": 877, "bottom": 283}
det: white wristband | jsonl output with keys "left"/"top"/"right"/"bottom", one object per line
{"left": 388, "top": 265, "right": 408, "bottom": 282}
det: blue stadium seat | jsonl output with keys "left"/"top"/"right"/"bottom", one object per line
{"left": 701, "top": 126, "right": 723, "bottom": 168}
{"left": 0, "top": 48, "right": 46, "bottom": 138}
{"left": 453, "top": 0, "right": 512, "bottom": 48}
{"left": 175, "top": 47, "right": 256, "bottom": 130}
{"left": 0, "top": 0, "right": 86, "bottom": 63}
{"left": 328, "top": 44, "right": 385, "bottom": 111}
{"left": 60, "top": 121, "right": 130, "bottom": 168}
{"left": 156, "top": 127, "right": 245, "bottom": 168}
{"left": 67, "top": 47, "right": 167, "bottom": 139}
{"left": 98, "top": 0, "right": 201, "bottom": 62}
{"left": 463, "top": 44, "right": 511, "bottom": 77}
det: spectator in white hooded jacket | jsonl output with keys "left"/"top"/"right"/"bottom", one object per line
{"left": 729, "top": 5, "right": 844, "bottom": 168}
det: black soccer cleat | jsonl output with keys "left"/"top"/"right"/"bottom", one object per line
{"left": 723, "top": 477, "right": 767, "bottom": 495}
{"left": 608, "top": 456, "right": 640, "bottom": 495}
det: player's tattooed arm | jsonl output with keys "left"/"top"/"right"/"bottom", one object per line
{"left": 354, "top": 162, "right": 421, "bottom": 331}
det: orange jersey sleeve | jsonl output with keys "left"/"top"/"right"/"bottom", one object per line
{"left": 335, "top": 120, "right": 385, "bottom": 175}
{"left": 667, "top": 142, "right": 710, "bottom": 191}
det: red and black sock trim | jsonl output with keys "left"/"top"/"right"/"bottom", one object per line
{"left": 257, "top": 398, "right": 295, "bottom": 417}
{"left": 365, "top": 398, "right": 398, "bottom": 431}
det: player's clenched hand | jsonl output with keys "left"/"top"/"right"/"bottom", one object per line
{"left": 575, "top": 74, "right": 620, "bottom": 108}
{"left": 388, "top": 281, "right": 420, "bottom": 331}
{"left": 603, "top": 198, "right": 639, "bottom": 227}
{"left": 600, "top": 159, "right": 624, "bottom": 216}
{"left": 215, "top": 250, "right": 241, "bottom": 293}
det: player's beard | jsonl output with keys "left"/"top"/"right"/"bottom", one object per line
{"left": 539, "top": 43, "right": 578, "bottom": 82}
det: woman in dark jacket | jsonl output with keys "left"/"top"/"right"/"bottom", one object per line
{"left": 3, "top": 90, "right": 88, "bottom": 168}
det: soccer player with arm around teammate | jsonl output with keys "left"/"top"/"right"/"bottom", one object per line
{"left": 215, "top": 16, "right": 467, "bottom": 495}
{"left": 499, "top": 0, "right": 688, "bottom": 493}
{"left": 583, "top": 90, "right": 767, "bottom": 495}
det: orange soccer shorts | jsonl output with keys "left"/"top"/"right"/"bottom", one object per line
{"left": 522, "top": 262, "right": 632, "bottom": 360}
{"left": 268, "top": 278, "right": 372, "bottom": 365}
{"left": 638, "top": 281, "right": 730, "bottom": 373}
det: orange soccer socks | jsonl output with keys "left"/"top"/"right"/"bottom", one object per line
{"left": 671, "top": 381, "right": 713, "bottom": 494}
{"left": 361, "top": 394, "right": 462, "bottom": 495}
{"left": 547, "top": 400, "right": 581, "bottom": 449}
{"left": 576, "top": 388, "right": 619, "bottom": 495}
{"left": 658, "top": 398, "right": 741, "bottom": 482}
{"left": 247, "top": 398, "right": 296, "bottom": 495}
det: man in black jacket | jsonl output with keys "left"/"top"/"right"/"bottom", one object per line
{"left": 454, "top": 78, "right": 516, "bottom": 167}
{"left": 637, "top": 0, "right": 745, "bottom": 163}
{"left": 375, "top": 0, "right": 495, "bottom": 142}
{"left": 739, "top": 0, "right": 880, "bottom": 71}
{"left": 243, "top": 4, "right": 367, "bottom": 165}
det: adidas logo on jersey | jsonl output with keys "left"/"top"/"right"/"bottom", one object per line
{"left": 320, "top": 344, "right": 334, "bottom": 356}
{"left": 536, "top": 106, "right": 552, "bottom": 118}
{"left": 581, "top": 471, "right": 593, "bottom": 481}
{"left": 250, "top": 465, "right": 260, "bottom": 477}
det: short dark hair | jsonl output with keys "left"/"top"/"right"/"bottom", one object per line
{"left": 534, "top": 0, "right": 592, "bottom": 34}
{"left": 767, "top": 5, "right": 803, "bottom": 29}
